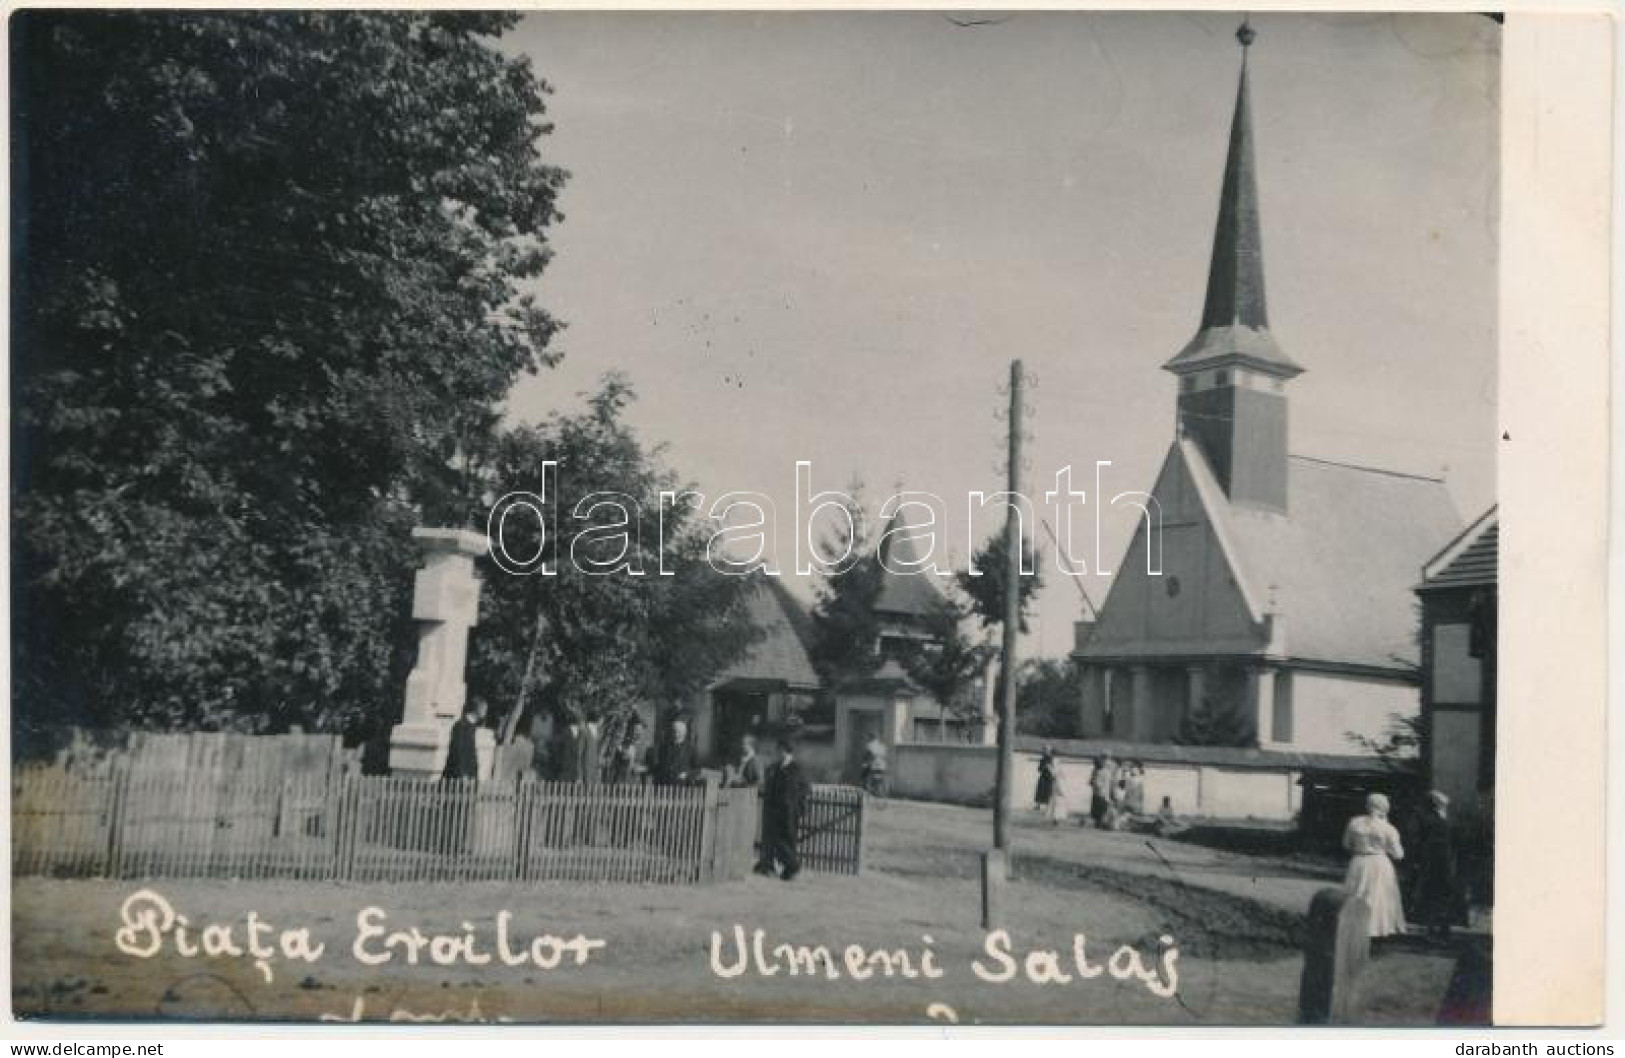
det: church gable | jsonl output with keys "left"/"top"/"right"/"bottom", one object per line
{"left": 1081, "top": 441, "right": 1267, "bottom": 659}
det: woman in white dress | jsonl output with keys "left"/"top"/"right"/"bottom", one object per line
{"left": 1343, "top": 792, "right": 1407, "bottom": 938}
{"left": 1047, "top": 767, "right": 1070, "bottom": 826}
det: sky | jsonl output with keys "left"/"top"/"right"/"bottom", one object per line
{"left": 499, "top": 11, "right": 1501, "bottom": 659}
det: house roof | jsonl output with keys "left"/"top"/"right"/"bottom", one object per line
{"left": 713, "top": 579, "right": 821, "bottom": 691}
{"left": 766, "top": 576, "right": 820, "bottom": 658}
{"left": 1418, "top": 505, "right": 1498, "bottom": 592}
{"left": 874, "top": 507, "right": 947, "bottom": 619}
{"left": 838, "top": 657, "right": 923, "bottom": 696}
{"left": 1191, "top": 443, "right": 1460, "bottom": 669}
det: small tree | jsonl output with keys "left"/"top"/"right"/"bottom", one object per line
{"left": 1347, "top": 711, "right": 1429, "bottom": 776}
{"left": 955, "top": 531, "right": 1044, "bottom": 719}
{"left": 903, "top": 598, "right": 996, "bottom": 717}
{"left": 1016, "top": 658, "right": 1083, "bottom": 739}
{"left": 808, "top": 483, "right": 885, "bottom": 690}
{"left": 956, "top": 532, "right": 1043, "bottom": 633}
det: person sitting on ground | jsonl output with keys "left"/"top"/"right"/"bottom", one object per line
{"left": 1152, "top": 795, "right": 1189, "bottom": 838}
{"left": 1115, "top": 762, "right": 1146, "bottom": 830}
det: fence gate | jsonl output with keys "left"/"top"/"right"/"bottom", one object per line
{"left": 797, "top": 784, "right": 865, "bottom": 875}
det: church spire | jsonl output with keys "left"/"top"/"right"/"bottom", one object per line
{"left": 1164, "top": 20, "right": 1301, "bottom": 378}
{"left": 1166, "top": 20, "right": 1298, "bottom": 514}
{"left": 1201, "top": 21, "right": 1266, "bottom": 332}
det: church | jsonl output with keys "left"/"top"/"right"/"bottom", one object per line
{"left": 1072, "top": 24, "right": 1464, "bottom": 759}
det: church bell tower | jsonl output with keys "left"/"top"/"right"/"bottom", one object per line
{"left": 1163, "top": 21, "right": 1302, "bottom": 514}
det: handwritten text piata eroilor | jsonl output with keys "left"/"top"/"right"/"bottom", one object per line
{"left": 113, "top": 889, "right": 606, "bottom": 985}
{"left": 113, "top": 888, "right": 1182, "bottom": 1006}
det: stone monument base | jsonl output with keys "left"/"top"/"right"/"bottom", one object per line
{"left": 389, "top": 720, "right": 494, "bottom": 780}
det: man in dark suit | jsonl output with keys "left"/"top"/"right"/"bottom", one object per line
{"left": 757, "top": 737, "right": 809, "bottom": 881}
{"left": 553, "top": 713, "right": 585, "bottom": 783}
{"left": 442, "top": 701, "right": 483, "bottom": 780}
{"left": 650, "top": 715, "right": 697, "bottom": 786}
{"left": 1412, "top": 790, "right": 1467, "bottom": 940}
{"left": 441, "top": 700, "right": 484, "bottom": 854}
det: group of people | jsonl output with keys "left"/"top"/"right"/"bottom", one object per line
{"left": 1033, "top": 748, "right": 1183, "bottom": 836}
{"left": 501, "top": 709, "right": 702, "bottom": 787}
{"left": 445, "top": 703, "right": 811, "bottom": 882}
{"left": 721, "top": 730, "right": 811, "bottom": 881}
{"left": 1341, "top": 790, "right": 1468, "bottom": 943}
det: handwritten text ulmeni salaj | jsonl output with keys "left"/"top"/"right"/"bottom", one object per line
{"left": 707, "top": 924, "right": 1180, "bottom": 999}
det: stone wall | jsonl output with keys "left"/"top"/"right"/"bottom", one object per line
{"left": 891, "top": 742, "right": 1307, "bottom": 821}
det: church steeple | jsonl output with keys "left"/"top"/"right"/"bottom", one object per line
{"left": 1200, "top": 21, "right": 1269, "bottom": 335}
{"left": 1165, "top": 20, "right": 1301, "bottom": 513}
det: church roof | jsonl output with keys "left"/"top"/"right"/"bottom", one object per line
{"left": 1186, "top": 439, "right": 1460, "bottom": 669}
{"left": 874, "top": 507, "right": 947, "bottom": 619}
{"left": 1418, "top": 506, "right": 1498, "bottom": 592}
{"left": 713, "top": 578, "right": 821, "bottom": 691}
{"left": 1163, "top": 29, "right": 1302, "bottom": 380}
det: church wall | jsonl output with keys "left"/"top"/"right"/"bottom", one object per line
{"left": 1201, "top": 663, "right": 1252, "bottom": 738}
{"left": 1288, "top": 669, "right": 1419, "bottom": 755}
{"left": 1149, "top": 668, "right": 1187, "bottom": 741}
{"left": 1084, "top": 446, "right": 1264, "bottom": 658}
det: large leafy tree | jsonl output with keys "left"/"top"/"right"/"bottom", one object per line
{"left": 465, "top": 377, "right": 759, "bottom": 737}
{"left": 11, "top": 12, "right": 567, "bottom": 744}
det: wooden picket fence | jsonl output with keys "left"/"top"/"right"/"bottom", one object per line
{"left": 12, "top": 766, "right": 866, "bottom": 884}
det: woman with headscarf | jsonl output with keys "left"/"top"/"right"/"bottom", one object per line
{"left": 1343, "top": 792, "right": 1407, "bottom": 939}
{"left": 1032, "top": 746, "right": 1056, "bottom": 812}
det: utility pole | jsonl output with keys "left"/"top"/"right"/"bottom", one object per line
{"left": 983, "top": 359, "right": 1024, "bottom": 928}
